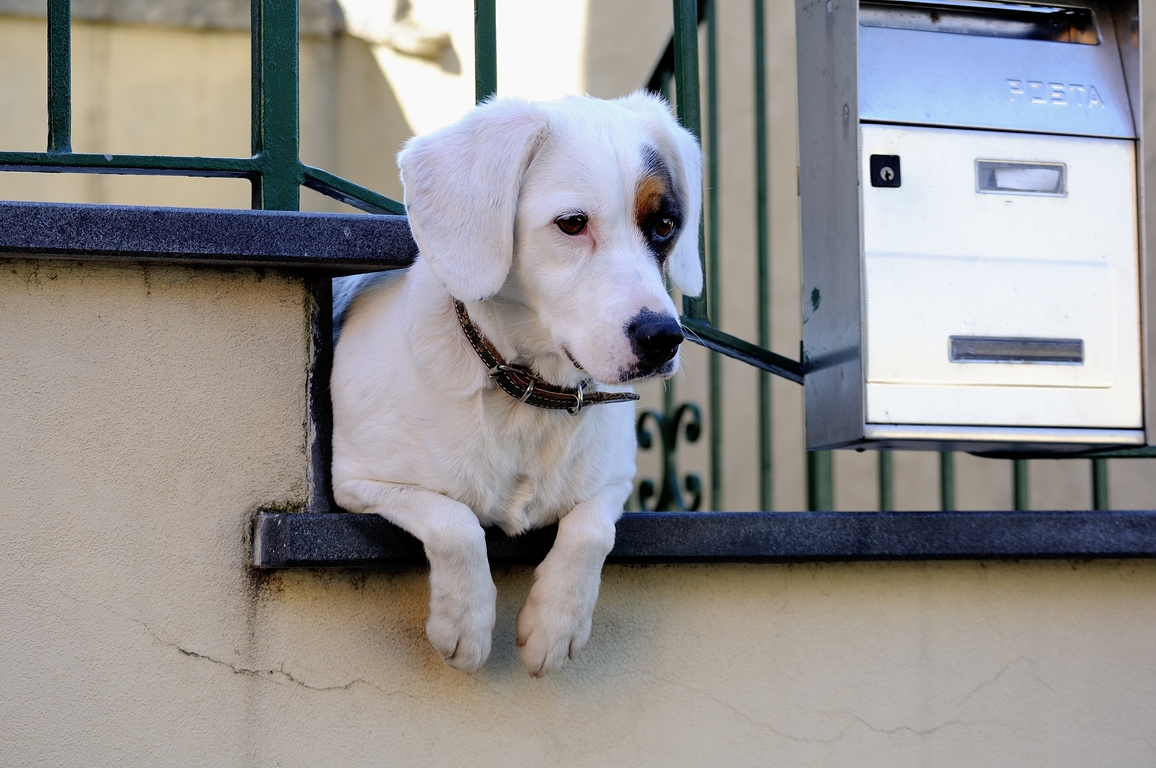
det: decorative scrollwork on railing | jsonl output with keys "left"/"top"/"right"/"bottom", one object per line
{"left": 635, "top": 402, "right": 703, "bottom": 511}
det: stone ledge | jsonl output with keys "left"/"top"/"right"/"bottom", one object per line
{"left": 0, "top": 200, "right": 416, "bottom": 273}
{"left": 252, "top": 509, "right": 1156, "bottom": 568}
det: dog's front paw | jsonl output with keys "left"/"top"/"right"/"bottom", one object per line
{"left": 515, "top": 579, "right": 596, "bottom": 677}
{"left": 426, "top": 574, "right": 497, "bottom": 673}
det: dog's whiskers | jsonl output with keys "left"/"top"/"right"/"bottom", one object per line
{"left": 680, "top": 323, "right": 704, "bottom": 345}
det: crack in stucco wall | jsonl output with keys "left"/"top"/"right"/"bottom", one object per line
{"left": 635, "top": 659, "right": 1034, "bottom": 745}
{"left": 56, "top": 588, "right": 420, "bottom": 702}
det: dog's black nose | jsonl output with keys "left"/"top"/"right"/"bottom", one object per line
{"left": 626, "top": 309, "right": 684, "bottom": 370}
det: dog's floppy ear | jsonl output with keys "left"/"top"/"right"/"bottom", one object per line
{"left": 618, "top": 91, "right": 704, "bottom": 298}
{"left": 398, "top": 98, "right": 550, "bottom": 301}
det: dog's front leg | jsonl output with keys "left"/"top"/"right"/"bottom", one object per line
{"left": 335, "top": 479, "right": 497, "bottom": 672}
{"left": 515, "top": 483, "right": 629, "bottom": 677}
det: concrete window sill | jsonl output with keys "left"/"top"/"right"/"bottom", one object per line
{"left": 252, "top": 509, "right": 1156, "bottom": 568}
{"left": 0, "top": 199, "right": 417, "bottom": 272}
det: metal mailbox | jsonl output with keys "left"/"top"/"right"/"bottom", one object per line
{"left": 795, "top": 0, "right": 1148, "bottom": 453}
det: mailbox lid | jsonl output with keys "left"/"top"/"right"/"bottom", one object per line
{"left": 859, "top": 0, "right": 1135, "bottom": 139}
{"left": 860, "top": 123, "right": 1143, "bottom": 428}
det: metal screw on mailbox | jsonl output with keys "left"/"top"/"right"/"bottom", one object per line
{"left": 880, "top": 166, "right": 894, "bottom": 182}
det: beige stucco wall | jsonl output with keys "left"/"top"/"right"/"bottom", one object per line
{"left": 1, "top": 259, "right": 1154, "bottom": 764}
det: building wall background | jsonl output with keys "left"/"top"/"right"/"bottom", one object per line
{"left": 2, "top": 3, "right": 1156, "bottom": 765}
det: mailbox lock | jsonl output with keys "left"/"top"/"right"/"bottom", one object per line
{"left": 869, "top": 154, "right": 897, "bottom": 187}
{"left": 870, "top": 154, "right": 901, "bottom": 187}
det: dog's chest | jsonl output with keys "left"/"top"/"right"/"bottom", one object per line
{"left": 458, "top": 395, "right": 628, "bottom": 534}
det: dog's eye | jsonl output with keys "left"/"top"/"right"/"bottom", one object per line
{"left": 556, "top": 214, "right": 588, "bottom": 236}
{"left": 653, "top": 218, "right": 676, "bottom": 240}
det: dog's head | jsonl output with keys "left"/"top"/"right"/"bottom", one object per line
{"left": 398, "top": 92, "right": 703, "bottom": 385}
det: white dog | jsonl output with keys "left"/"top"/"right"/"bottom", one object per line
{"left": 331, "top": 92, "right": 702, "bottom": 676}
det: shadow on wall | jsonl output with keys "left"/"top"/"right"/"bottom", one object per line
{"left": 0, "top": 0, "right": 415, "bottom": 211}
{"left": 301, "top": 32, "right": 415, "bottom": 211}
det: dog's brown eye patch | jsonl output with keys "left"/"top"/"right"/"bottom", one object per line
{"left": 636, "top": 147, "right": 683, "bottom": 263}
{"left": 556, "top": 214, "right": 588, "bottom": 236}
{"left": 634, "top": 176, "right": 668, "bottom": 223}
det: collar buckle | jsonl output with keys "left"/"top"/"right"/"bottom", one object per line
{"left": 568, "top": 381, "right": 585, "bottom": 414}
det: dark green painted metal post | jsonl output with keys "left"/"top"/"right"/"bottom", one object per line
{"left": 705, "top": 0, "right": 722, "bottom": 510}
{"left": 251, "top": 0, "right": 302, "bottom": 211}
{"left": 671, "top": 0, "right": 701, "bottom": 164}
{"left": 672, "top": 0, "right": 707, "bottom": 324}
{"left": 663, "top": 374, "right": 675, "bottom": 429}
{"left": 1092, "top": 458, "right": 1109, "bottom": 510}
{"left": 474, "top": 0, "right": 497, "bottom": 102}
{"left": 939, "top": 451, "right": 955, "bottom": 511}
{"left": 878, "top": 451, "right": 893, "bottom": 511}
{"left": 808, "top": 451, "right": 834, "bottom": 511}
{"left": 753, "top": 0, "right": 774, "bottom": 511}
{"left": 1013, "top": 459, "right": 1029, "bottom": 511}
{"left": 47, "top": 0, "right": 71, "bottom": 153}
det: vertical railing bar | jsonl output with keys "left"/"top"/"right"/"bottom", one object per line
{"left": 878, "top": 451, "right": 893, "bottom": 511}
{"left": 46, "top": 0, "right": 71, "bottom": 153}
{"left": 939, "top": 451, "right": 956, "bottom": 511}
{"left": 250, "top": 0, "right": 262, "bottom": 205}
{"left": 807, "top": 451, "right": 834, "bottom": 511}
{"left": 652, "top": 69, "right": 677, "bottom": 511}
{"left": 753, "top": 0, "right": 773, "bottom": 510}
{"left": 705, "top": 0, "right": 723, "bottom": 510}
{"left": 251, "top": 0, "right": 302, "bottom": 211}
{"left": 669, "top": 3, "right": 700, "bottom": 146}
{"left": 663, "top": 382, "right": 675, "bottom": 455}
{"left": 1013, "top": 459, "right": 1029, "bottom": 511}
{"left": 474, "top": 0, "right": 497, "bottom": 103}
{"left": 1092, "top": 458, "right": 1110, "bottom": 510}
{"left": 672, "top": 0, "right": 708, "bottom": 322}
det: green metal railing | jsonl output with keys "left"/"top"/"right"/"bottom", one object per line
{"left": 752, "top": 0, "right": 774, "bottom": 512}
{"left": 1, "top": 0, "right": 404, "bottom": 217}
{"left": 704, "top": 0, "right": 723, "bottom": 510}
{"left": 5, "top": 0, "right": 1152, "bottom": 515}
{"left": 474, "top": 1, "right": 497, "bottom": 102}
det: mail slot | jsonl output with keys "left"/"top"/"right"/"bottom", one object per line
{"left": 795, "top": 0, "right": 1148, "bottom": 453}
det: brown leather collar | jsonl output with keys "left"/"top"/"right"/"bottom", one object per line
{"left": 454, "top": 300, "right": 640, "bottom": 413}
